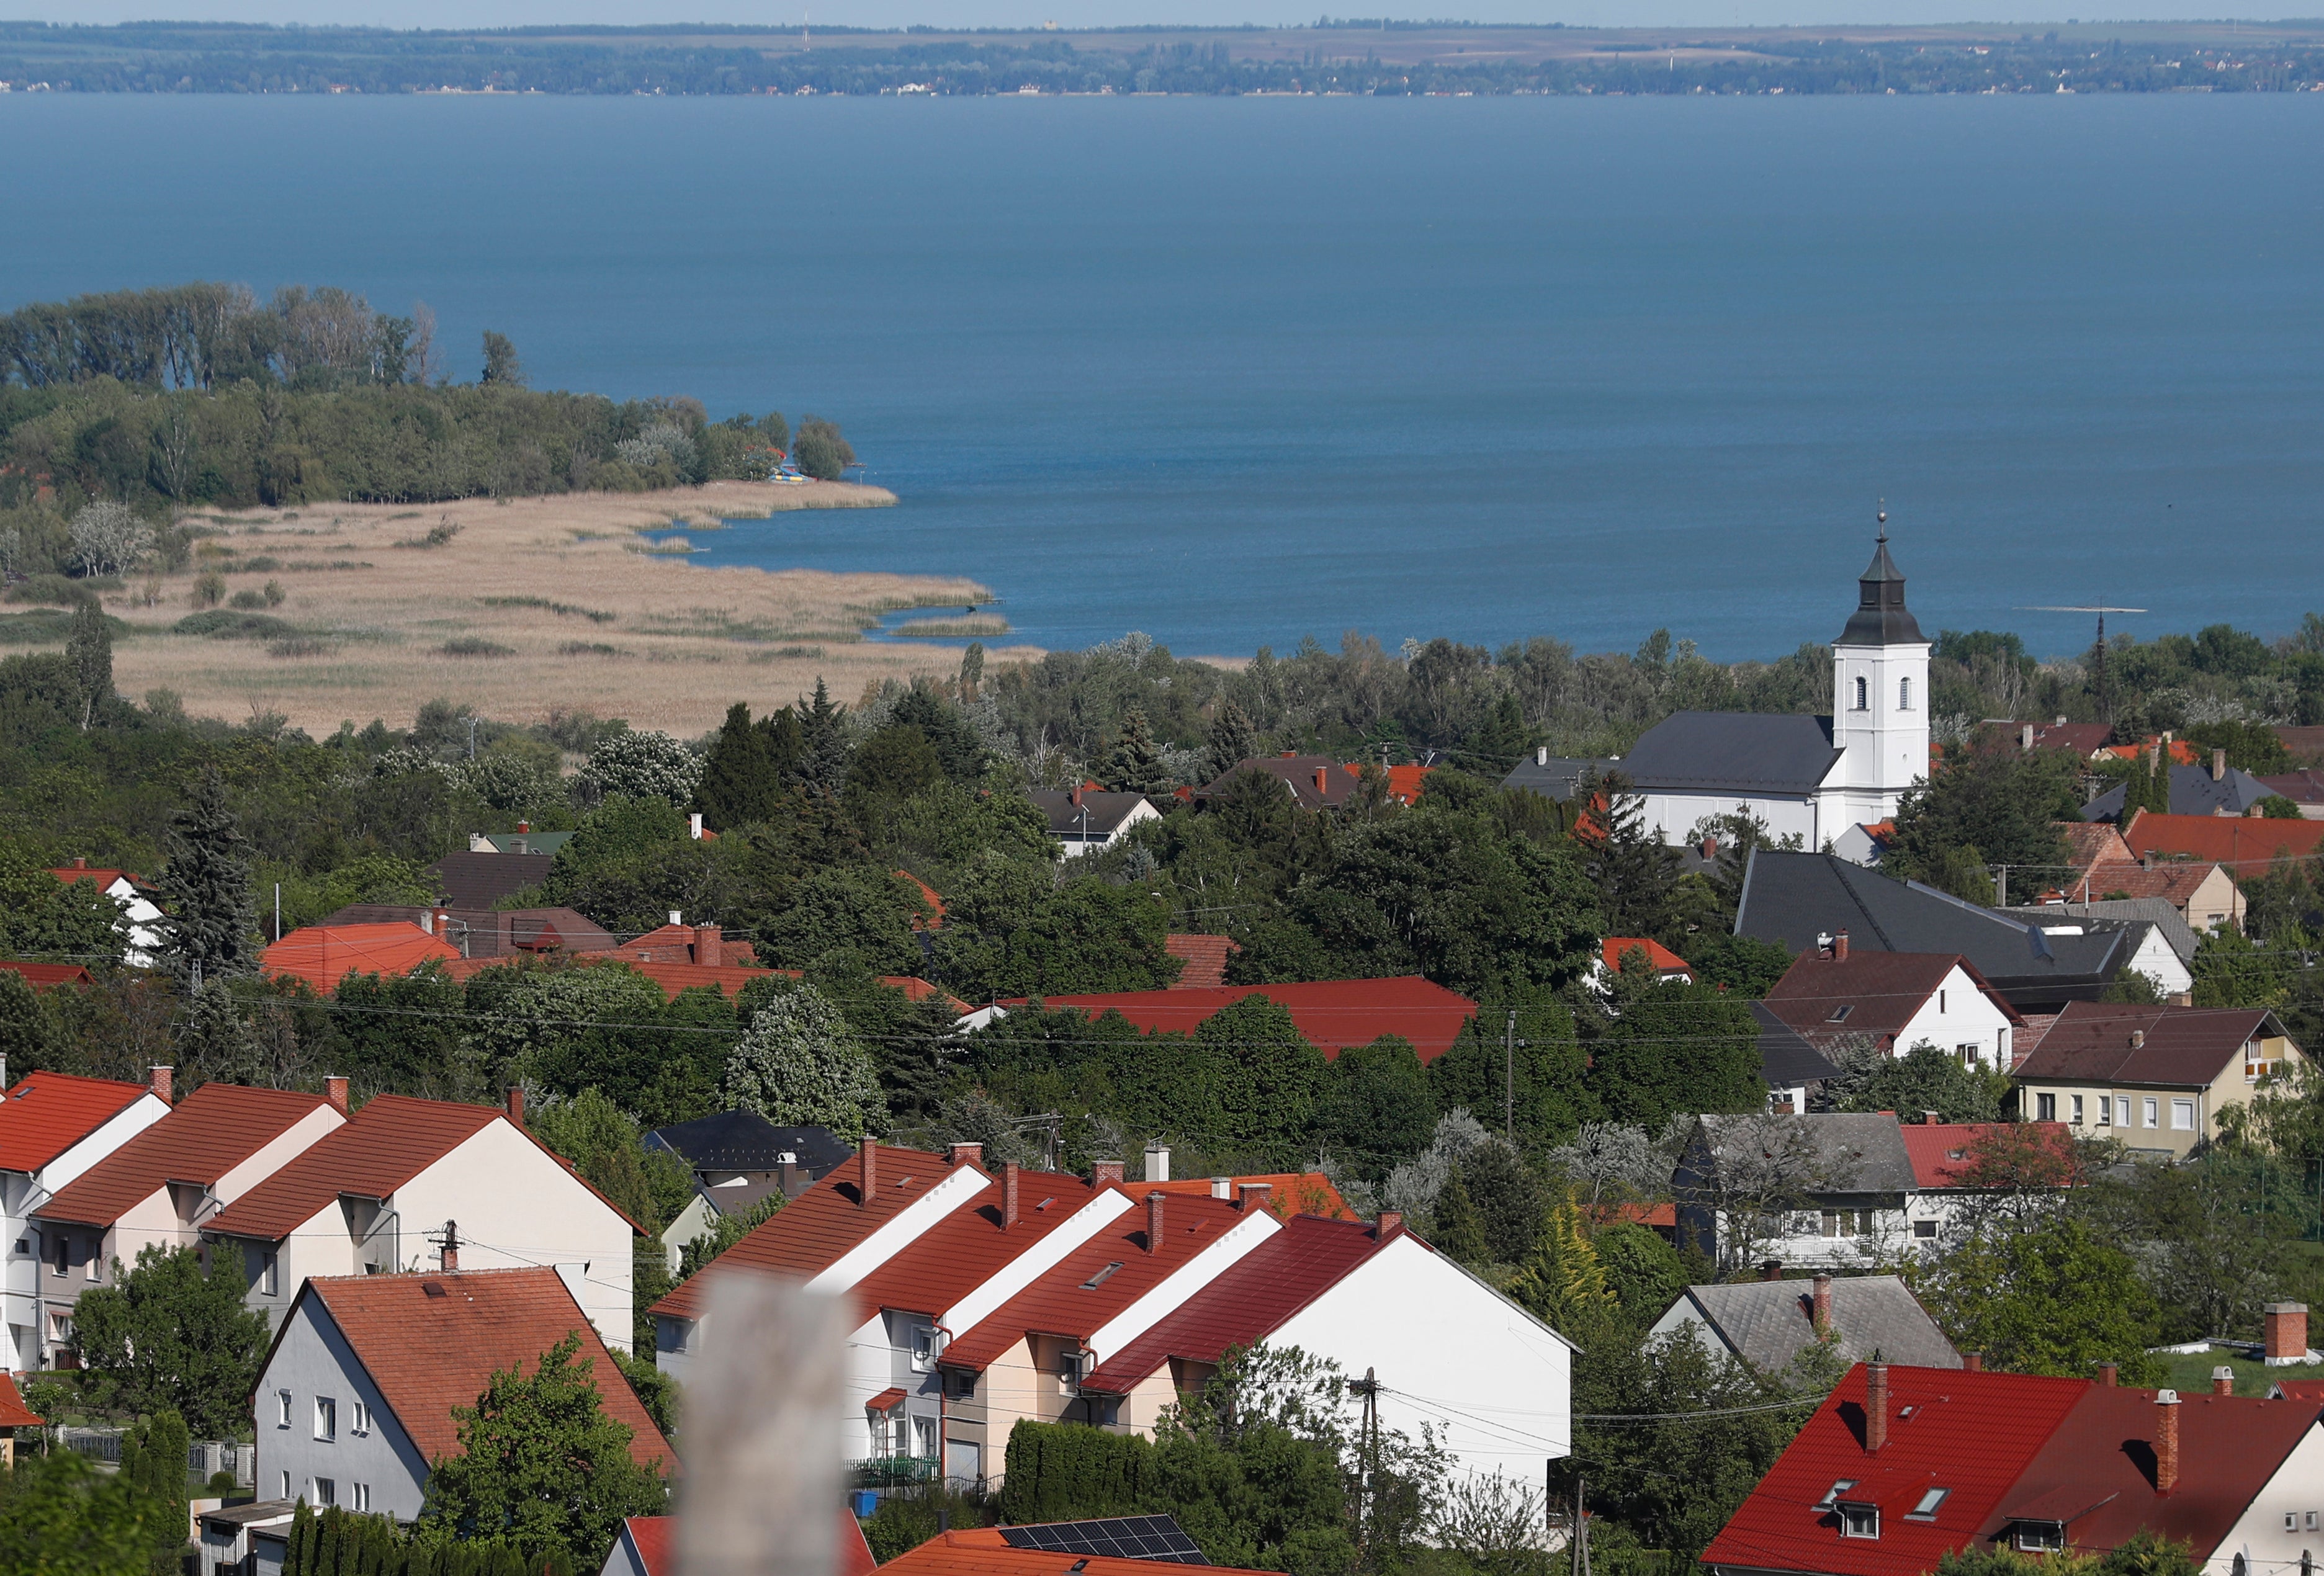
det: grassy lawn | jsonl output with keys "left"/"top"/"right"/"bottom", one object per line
{"left": 2156, "top": 1347, "right": 2324, "bottom": 1397}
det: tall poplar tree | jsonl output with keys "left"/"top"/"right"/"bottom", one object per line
{"left": 157, "top": 768, "right": 258, "bottom": 987}
{"left": 65, "top": 598, "right": 112, "bottom": 732}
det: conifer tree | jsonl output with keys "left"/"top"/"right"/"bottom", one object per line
{"left": 799, "top": 678, "right": 850, "bottom": 792}
{"left": 1103, "top": 707, "right": 1172, "bottom": 796}
{"left": 156, "top": 768, "right": 258, "bottom": 987}
{"left": 1203, "top": 701, "right": 1258, "bottom": 782}
{"left": 120, "top": 1407, "right": 190, "bottom": 1569}
{"left": 694, "top": 702, "right": 779, "bottom": 831}
{"left": 1430, "top": 1168, "right": 1489, "bottom": 1266}
{"left": 176, "top": 980, "right": 261, "bottom": 1086}
{"left": 66, "top": 597, "right": 112, "bottom": 732}
{"left": 1508, "top": 1196, "right": 1615, "bottom": 1335}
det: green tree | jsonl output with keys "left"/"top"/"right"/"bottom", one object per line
{"left": 1682, "top": 933, "right": 1794, "bottom": 996}
{"left": 1507, "top": 1196, "right": 1614, "bottom": 1337}
{"left": 1909, "top": 1217, "right": 2163, "bottom": 1381}
{"left": 1591, "top": 1220, "right": 1690, "bottom": 1330}
{"left": 1574, "top": 770, "right": 1684, "bottom": 943}
{"left": 478, "top": 331, "right": 524, "bottom": 387}
{"left": 849, "top": 723, "right": 946, "bottom": 803}
{"left": 791, "top": 418, "right": 855, "bottom": 481}
{"left": 0, "top": 1450, "right": 166, "bottom": 1576}
{"left": 71, "top": 1245, "right": 269, "bottom": 1438}
{"left": 1588, "top": 980, "right": 1764, "bottom": 1135}
{"left": 415, "top": 1332, "right": 666, "bottom": 1569}
{"left": 155, "top": 768, "right": 258, "bottom": 986}
{"left": 1455, "top": 1139, "right": 1546, "bottom": 1264}
{"left": 0, "top": 843, "right": 128, "bottom": 965}
{"left": 0, "top": 970, "right": 52, "bottom": 1078}
{"left": 1317, "top": 1035, "right": 1435, "bottom": 1183}
{"left": 1101, "top": 708, "right": 1172, "bottom": 797}
{"left": 65, "top": 599, "right": 111, "bottom": 732}
{"left": 1203, "top": 701, "right": 1259, "bottom": 782}
{"left": 722, "top": 983, "right": 888, "bottom": 1141}
{"left": 1885, "top": 745, "right": 2079, "bottom": 890}
{"left": 693, "top": 702, "right": 781, "bottom": 831}
{"left": 117, "top": 1408, "right": 188, "bottom": 1573}
{"left": 1193, "top": 995, "right": 1329, "bottom": 1167}
{"left": 799, "top": 677, "right": 850, "bottom": 791}
{"left": 754, "top": 867, "right": 923, "bottom": 975}
{"left": 933, "top": 864, "right": 1178, "bottom": 1001}
{"left": 1829, "top": 1042, "right": 2004, "bottom": 1124}
{"left": 1427, "top": 992, "right": 1590, "bottom": 1148}
{"left": 1430, "top": 1168, "right": 1489, "bottom": 1266}
{"left": 175, "top": 979, "right": 261, "bottom": 1087}
{"left": 527, "top": 1088, "right": 696, "bottom": 1234}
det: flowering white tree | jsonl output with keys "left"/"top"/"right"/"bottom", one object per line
{"left": 578, "top": 728, "right": 700, "bottom": 807}
{"left": 69, "top": 501, "right": 154, "bottom": 576}
{"left": 723, "top": 985, "right": 887, "bottom": 1142}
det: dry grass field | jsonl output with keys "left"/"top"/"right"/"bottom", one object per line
{"left": 97, "top": 480, "right": 1039, "bottom": 738}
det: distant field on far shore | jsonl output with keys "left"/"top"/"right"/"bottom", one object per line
{"left": 86, "top": 480, "right": 1033, "bottom": 738}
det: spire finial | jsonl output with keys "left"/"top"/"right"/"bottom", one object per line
{"left": 1877, "top": 499, "right": 1888, "bottom": 542}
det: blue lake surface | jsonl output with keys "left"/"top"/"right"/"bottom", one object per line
{"left": 2, "top": 92, "right": 2321, "bottom": 662}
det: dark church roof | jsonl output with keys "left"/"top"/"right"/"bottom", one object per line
{"left": 645, "top": 1110, "right": 853, "bottom": 1177}
{"left": 1619, "top": 712, "right": 1843, "bottom": 797}
{"left": 1835, "top": 531, "right": 1926, "bottom": 647}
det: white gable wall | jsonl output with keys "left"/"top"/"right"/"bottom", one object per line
{"left": 0, "top": 1090, "right": 171, "bottom": 1371}
{"left": 2207, "top": 1418, "right": 2324, "bottom": 1575}
{"left": 1885, "top": 964, "right": 2014, "bottom": 1070}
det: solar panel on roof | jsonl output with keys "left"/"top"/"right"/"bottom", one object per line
{"left": 998, "top": 1515, "right": 1208, "bottom": 1564}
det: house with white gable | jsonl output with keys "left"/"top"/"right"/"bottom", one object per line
{"left": 1504, "top": 526, "right": 1931, "bottom": 854}
{"left": 46, "top": 857, "right": 166, "bottom": 966}
{"left": 0, "top": 1069, "right": 172, "bottom": 1371}
{"left": 202, "top": 1090, "right": 639, "bottom": 1351}
{"left": 1759, "top": 940, "right": 2023, "bottom": 1072}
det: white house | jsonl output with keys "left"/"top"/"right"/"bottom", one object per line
{"left": 1504, "top": 529, "right": 1930, "bottom": 852}
{"left": 46, "top": 859, "right": 166, "bottom": 966}
{"left": 1029, "top": 789, "right": 1162, "bottom": 856}
{"left": 0, "top": 1069, "right": 172, "bottom": 1371}
{"left": 1759, "top": 943, "right": 2022, "bottom": 1072}
{"left": 204, "top": 1091, "right": 639, "bottom": 1351}
{"left": 254, "top": 1268, "right": 670, "bottom": 1520}
{"left": 28, "top": 1079, "right": 343, "bottom": 1368}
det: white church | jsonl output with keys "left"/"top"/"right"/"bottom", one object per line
{"left": 1504, "top": 529, "right": 1931, "bottom": 854}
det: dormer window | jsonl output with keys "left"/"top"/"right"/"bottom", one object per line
{"left": 1839, "top": 1503, "right": 1880, "bottom": 1539}
{"left": 2016, "top": 1522, "right": 2065, "bottom": 1553}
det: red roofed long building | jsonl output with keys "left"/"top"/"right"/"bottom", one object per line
{"left": 202, "top": 1091, "right": 640, "bottom": 1353}
{"left": 0, "top": 1069, "right": 172, "bottom": 1371}
{"left": 2121, "top": 810, "right": 2324, "bottom": 877}
{"left": 978, "top": 976, "right": 1481, "bottom": 1064}
{"left": 30, "top": 1081, "right": 344, "bottom": 1369}
{"left": 261, "top": 923, "right": 460, "bottom": 993}
{"left": 1703, "top": 1363, "right": 2324, "bottom": 1576}
{"left": 255, "top": 1268, "right": 671, "bottom": 1522}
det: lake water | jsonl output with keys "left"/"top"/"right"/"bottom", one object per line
{"left": 3, "top": 92, "right": 2322, "bottom": 663}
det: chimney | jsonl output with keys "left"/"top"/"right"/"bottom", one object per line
{"left": 72, "top": 856, "right": 86, "bottom": 869}
{"left": 1962, "top": 1352, "right": 1983, "bottom": 1372}
{"left": 1700, "top": 835, "right": 1718, "bottom": 861}
{"left": 441, "top": 1226, "right": 458, "bottom": 1272}
{"left": 1003, "top": 1162, "right": 1020, "bottom": 1229}
{"left": 2022, "top": 723, "right": 2035, "bottom": 751}
{"left": 946, "top": 1142, "right": 982, "bottom": 1167}
{"left": 1090, "top": 1160, "right": 1124, "bottom": 1186}
{"left": 2097, "top": 1361, "right": 2119, "bottom": 1387}
{"left": 1237, "top": 1182, "right": 1273, "bottom": 1214}
{"left": 1865, "top": 1364, "right": 1890, "bottom": 1453}
{"left": 325, "top": 1075, "right": 348, "bottom": 1114}
{"left": 668, "top": 909, "right": 683, "bottom": 927}
{"left": 694, "top": 923, "right": 722, "bottom": 968}
{"left": 1144, "top": 1141, "right": 1170, "bottom": 1183}
{"left": 2057, "top": 715, "right": 2068, "bottom": 727}
{"left": 1146, "top": 1191, "right": 1165, "bottom": 1253}
{"left": 778, "top": 1155, "right": 800, "bottom": 1196}
{"left": 2132, "top": 1029, "right": 2146, "bottom": 1050}
{"left": 2213, "top": 748, "right": 2228, "bottom": 782}
{"left": 1811, "top": 1273, "right": 1832, "bottom": 1335}
{"left": 517, "top": 819, "right": 529, "bottom": 835}
{"left": 430, "top": 905, "right": 450, "bottom": 938}
{"left": 688, "top": 812, "right": 704, "bottom": 839}
{"left": 1069, "top": 786, "right": 1083, "bottom": 808}
{"left": 505, "top": 1086, "right": 524, "bottom": 1126}
{"left": 1922, "top": 1110, "right": 1941, "bottom": 1126}
{"left": 1536, "top": 746, "right": 1549, "bottom": 766}
{"left": 1209, "top": 1176, "right": 1231, "bottom": 1199}
{"left": 1314, "top": 767, "right": 1329, "bottom": 797}
{"left": 859, "top": 1139, "right": 878, "bottom": 1209}
{"left": 2170, "top": 992, "right": 2193, "bottom": 1007}
{"left": 2266, "top": 1302, "right": 2310, "bottom": 1365}
{"left": 1759, "top": 1259, "right": 1783, "bottom": 1282}
{"left": 1376, "top": 1211, "right": 1403, "bottom": 1239}
{"left": 2156, "top": 1390, "right": 2180, "bottom": 1493}
{"left": 1834, "top": 929, "right": 1851, "bottom": 962}
{"left": 2213, "top": 1366, "right": 2236, "bottom": 1395}
{"left": 148, "top": 1065, "right": 173, "bottom": 1103}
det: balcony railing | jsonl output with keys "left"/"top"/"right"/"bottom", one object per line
{"left": 848, "top": 1456, "right": 940, "bottom": 1488}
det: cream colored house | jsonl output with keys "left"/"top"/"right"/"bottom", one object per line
{"left": 2014, "top": 1002, "right": 2300, "bottom": 1158}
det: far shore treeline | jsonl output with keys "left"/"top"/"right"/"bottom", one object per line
{"left": 0, "top": 282, "right": 856, "bottom": 516}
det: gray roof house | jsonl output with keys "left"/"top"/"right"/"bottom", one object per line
{"left": 2084, "top": 760, "right": 2280, "bottom": 822}
{"left": 644, "top": 1111, "right": 851, "bottom": 1271}
{"left": 1752, "top": 1003, "right": 1845, "bottom": 1115}
{"left": 1029, "top": 788, "right": 1161, "bottom": 854}
{"left": 1734, "top": 849, "right": 2132, "bottom": 1011}
{"left": 1674, "top": 1112, "right": 1923, "bottom": 1271}
{"left": 1648, "top": 1273, "right": 1961, "bottom": 1374}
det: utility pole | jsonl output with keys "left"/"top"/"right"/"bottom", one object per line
{"left": 1571, "top": 1470, "right": 1590, "bottom": 1576}
{"left": 1350, "top": 1366, "right": 1381, "bottom": 1554}
{"left": 1505, "top": 1010, "right": 1519, "bottom": 1140}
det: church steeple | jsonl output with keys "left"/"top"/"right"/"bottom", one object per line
{"left": 1836, "top": 510, "right": 1925, "bottom": 647}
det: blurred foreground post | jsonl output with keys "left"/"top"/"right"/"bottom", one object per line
{"left": 678, "top": 1273, "right": 849, "bottom": 1576}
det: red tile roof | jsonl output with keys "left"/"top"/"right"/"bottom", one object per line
{"left": 881, "top": 1529, "right": 1272, "bottom": 1576}
{"left": 291, "top": 1268, "right": 670, "bottom": 1475}
{"left": 2055, "top": 859, "right": 2231, "bottom": 909}
{"left": 2120, "top": 810, "right": 2324, "bottom": 874}
{"left": 1082, "top": 1215, "right": 1395, "bottom": 1393}
{"left": 262, "top": 923, "right": 460, "bottom": 993}
{"left": 1602, "top": 938, "right": 1695, "bottom": 978}
{"left": 37, "top": 1083, "right": 334, "bottom": 1228}
{"left": 0, "top": 960, "right": 93, "bottom": 990}
{"left": 0, "top": 1072, "right": 154, "bottom": 1175}
{"left": 609, "top": 924, "right": 759, "bottom": 967}
{"left": 1162, "top": 934, "right": 1236, "bottom": 990}
{"left": 898, "top": 871, "right": 946, "bottom": 929}
{"left": 1896, "top": 1122, "right": 2073, "bottom": 1190}
{"left": 0, "top": 1371, "right": 43, "bottom": 1428}
{"left": 204, "top": 1093, "right": 501, "bottom": 1242}
{"left": 2057, "top": 822, "right": 2135, "bottom": 877}
{"left": 1342, "top": 763, "right": 1432, "bottom": 805}
{"left": 2104, "top": 738, "right": 2203, "bottom": 766}
{"left": 1003, "top": 977, "right": 1480, "bottom": 1065}
{"left": 652, "top": 1145, "right": 981, "bottom": 1323}
{"left": 2270, "top": 1381, "right": 2324, "bottom": 1402}
{"left": 940, "top": 1190, "right": 1271, "bottom": 1373}
{"left": 46, "top": 864, "right": 151, "bottom": 892}
{"left": 2016, "top": 1001, "right": 2277, "bottom": 1089}
{"left": 2025, "top": 722, "right": 2113, "bottom": 757}
{"left": 609, "top": 1512, "right": 871, "bottom": 1576}
{"left": 1140, "top": 1173, "right": 1354, "bottom": 1221}
{"left": 1763, "top": 952, "right": 2024, "bottom": 1050}
{"left": 1611, "top": 1201, "right": 1677, "bottom": 1229}
{"left": 846, "top": 1172, "right": 1108, "bottom": 1319}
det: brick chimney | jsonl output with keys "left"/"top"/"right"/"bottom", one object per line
{"left": 1090, "top": 1160, "right": 1124, "bottom": 1186}
{"left": 71, "top": 856, "right": 86, "bottom": 869}
{"left": 1865, "top": 1364, "right": 1889, "bottom": 1453}
{"left": 1003, "top": 1162, "right": 1020, "bottom": 1228}
{"left": 430, "top": 905, "right": 450, "bottom": 938}
{"left": 2213, "top": 1366, "right": 2236, "bottom": 1395}
{"left": 1376, "top": 1211, "right": 1403, "bottom": 1239}
{"left": 1811, "top": 1274, "right": 1833, "bottom": 1335}
{"left": 1834, "top": 929, "right": 1851, "bottom": 962}
{"left": 1069, "top": 786, "right": 1083, "bottom": 808}
{"left": 1700, "top": 835, "right": 1718, "bottom": 860}
{"left": 1313, "top": 766, "right": 1329, "bottom": 797}
{"left": 2266, "top": 1302, "right": 2310, "bottom": 1365}
{"left": 2097, "top": 1361, "right": 2119, "bottom": 1387}
{"left": 1759, "top": 1259, "right": 1783, "bottom": 1281}
{"left": 505, "top": 1086, "right": 524, "bottom": 1126}
{"left": 946, "top": 1142, "right": 982, "bottom": 1167}
{"left": 1962, "top": 1352, "right": 1983, "bottom": 1372}
{"left": 1146, "top": 1191, "right": 1165, "bottom": 1253}
{"left": 694, "top": 923, "right": 722, "bottom": 968}
{"left": 148, "top": 1065, "right": 173, "bottom": 1103}
{"left": 858, "top": 1139, "right": 877, "bottom": 1209}
{"left": 2213, "top": 748, "right": 2228, "bottom": 783}
{"left": 325, "top": 1075, "right": 348, "bottom": 1114}
{"left": 2155, "top": 1389, "right": 2180, "bottom": 1493}
{"left": 1238, "top": 1182, "right": 1273, "bottom": 1214}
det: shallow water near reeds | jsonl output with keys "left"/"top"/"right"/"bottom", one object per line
{"left": 4, "top": 92, "right": 2323, "bottom": 661}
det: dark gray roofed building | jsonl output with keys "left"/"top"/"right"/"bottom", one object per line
{"left": 2083, "top": 761, "right": 2279, "bottom": 822}
{"left": 424, "top": 850, "right": 555, "bottom": 911}
{"left": 1648, "top": 1273, "right": 1960, "bottom": 1373}
{"left": 1617, "top": 712, "right": 1844, "bottom": 797}
{"left": 1028, "top": 788, "right": 1161, "bottom": 854}
{"left": 646, "top": 1109, "right": 852, "bottom": 1183}
{"left": 321, "top": 903, "right": 614, "bottom": 960}
{"left": 1752, "top": 1003, "right": 1844, "bottom": 1115}
{"left": 1500, "top": 751, "right": 1610, "bottom": 804}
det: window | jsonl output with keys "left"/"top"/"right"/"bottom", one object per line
{"left": 1940, "top": 989, "right": 1947, "bottom": 1014}
{"left": 279, "top": 1471, "right": 291, "bottom": 1500}
{"left": 1814, "top": 1480, "right": 1859, "bottom": 1511}
{"left": 2071, "top": 1095, "right": 2084, "bottom": 1126}
{"left": 2017, "top": 1523, "right": 2065, "bottom": 1554}
{"left": 48, "top": 1232, "right": 67, "bottom": 1277}
{"left": 1839, "top": 1503, "right": 1880, "bottom": 1539}
{"left": 1853, "top": 676, "right": 1869, "bottom": 712}
{"left": 2118, "top": 1096, "right": 2133, "bottom": 1127}
{"left": 349, "top": 1401, "right": 370, "bottom": 1436}
{"left": 1822, "top": 1210, "right": 1866, "bottom": 1238}
{"left": 276, "top": 1390, "right": 292, "bottom": 1428}
{"left": 949, "top": 1369, "right": 976, "bottom": 1400}
{"left": 2172, "top": 1099, "right": 2197, "bottom": 1132}
{"left": 260, "top": 1248, "right": 278, "bottom": 1297}
{"left": 2097, "top": 1096, "right": 2112, "bottom": 1127}
{"left": 1907, "top": 1489, "right": 1950, "bottom": 1521}
{"left": 2308, "top": 1512, "right": 2319, "bottom": 1531}
{"left": 313, "top": 1397, "right": 336, "bottom": 1442}
{"left": 1826, "top": 1005, "right": 1854, "bottom": 1024}
{"left": 1914, "top": 1220, "right": 1938, "bottom": 1239}
{"left": 2144, "top": 1098, "right": 2159, "bottom": 1129}
{"left": 312, "top": 1478, "right": 336, "bottom": 1508}
{"left": 1900, "top": 677, "right": 1913, "bottom": 711}
{"left": 2290, "top": 1516, "right": 2300, "bottom": 1532}
{"left": 2037, "top": 1093, "right": 2057, "bottom": 1121}
{"left": 352, "top": 1484, "right": 370, "bottom": 1513}
{"left": 1959, "top": 1044, "right": 1980, "bottom": 1068}
{"left": 85, "top": 1243, "right": 99, "bottom": 1283}
{"left": 914, "top": 1415, "right": 938, "bottom": 1461}
{"left": 910, "top": 1325, "right": 937, "bottom": 1373}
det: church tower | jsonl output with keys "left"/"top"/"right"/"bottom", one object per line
{"left": 1829, "top": 516, "right": 1931, "bottom": 825}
